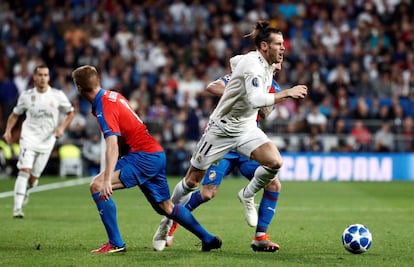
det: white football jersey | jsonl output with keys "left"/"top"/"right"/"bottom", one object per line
{"left": 209, "top": 51, "right": 275, "bottom": 136}
{"left": 13, "top": 86, "right": 74, "bottom": 152}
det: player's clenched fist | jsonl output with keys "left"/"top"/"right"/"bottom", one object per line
{"left": 287, "top": 85, "right": 308, "bottom": 99}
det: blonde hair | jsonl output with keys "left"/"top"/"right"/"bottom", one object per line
{"left": 72, "top": 65, "right": 99, "bottom": 92}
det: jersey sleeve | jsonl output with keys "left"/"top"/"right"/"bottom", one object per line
{"left": 269, "top": 80, "right": 281, "bottom": 93}
{"left": 57, "top": 91, "right": 74, "bottom": 113}
{"left": 244, "top": 66, "right": 275, "bottom": 108}
{"left": 100, "top": 101, "right": 121, "bottom": 138}
{"left": 13, "top": 93, "right": 29, "bottom": 115}
{"left": 219, "top": 74, "right": 232, "bottom": 86}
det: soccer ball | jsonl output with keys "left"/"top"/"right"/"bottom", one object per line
{"left": 341, "top": 224, "right": 372, "bottom": 254}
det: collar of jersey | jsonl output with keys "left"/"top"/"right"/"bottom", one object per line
{"left": 92, "top": 89, "right": 105, "bottom": 110}
{"left": 256, "top": 50, "right": 273, "bottom": 71}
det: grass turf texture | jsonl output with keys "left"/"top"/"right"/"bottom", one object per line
{"left": 0, "top": 177, "right": 413, "bottom": 267}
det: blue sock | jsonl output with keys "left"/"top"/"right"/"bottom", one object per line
{"left": 168, "top": 204, "right": 215, "bottom": 243}
{"left": 92, "top": 192, "right": 124, "bottom": 247}
{"left": 185, "top": 190, "right": 204, "bottom": 211}
{"left": 256, "top": 190, "right": 279, "bottom": 233}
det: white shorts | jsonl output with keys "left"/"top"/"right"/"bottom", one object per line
{"left": 17, "top": 147, "right": 52, "bottom": 177}
{"left": 190, "top": 122, "right": 271, "bottom": 170}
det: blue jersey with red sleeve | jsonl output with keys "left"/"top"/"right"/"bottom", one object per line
{"left": 92, "top": 89, "right": 163, "bottom": 153}
{"left": 270, "top": 79, "right": 281, "bottom": 93}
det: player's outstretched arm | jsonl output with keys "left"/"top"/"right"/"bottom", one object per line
{"left": 206, "top": 80, "right": 226, "bottom": 96}
{"left": 273, "top": 85, "right": 307, "bottom": 104}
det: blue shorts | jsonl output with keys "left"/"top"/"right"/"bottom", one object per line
{"left": 115, "top": 151, "right": 170, "bottom": 203}
{"left": 201, "top": 150, "right": 260, "bottom": 186}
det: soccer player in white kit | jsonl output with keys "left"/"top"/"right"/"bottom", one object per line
{"left": 2, "top": 65, "right": 74, "bottom": 218}
{"left": 153, "top": 21, "right": 308, "bottom": 251}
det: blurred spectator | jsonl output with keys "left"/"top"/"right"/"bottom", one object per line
{"left": 284, "top": 122, "right": 301, "bottom": 152}
{"left": 398, "top": 117, "right": 414, "bottom": 152}
{"left": 166, "top": 137, "right": 189, "bottom": 176}
{"left": 373, "top": 122, "right": 395, "bottom": 152}
{"left": 0, "top": 67, "right": 18, "bottom": 129}
{"left": 147, "top": 96, "right": 169, "bottom": 122}
{"left": 306, "top": 104, "right": 328, "bottom": 133}
{"left": 82, "top": 132, "right": 101, "bottom": 177}
{"left": 350, "top": 119, "right": 372, "bottom": 152}
{"left": 352, "top": 97, "right": 371, "bottom": 120}
{"left": 65, "top": 99, "right": 86, "bottom": 146}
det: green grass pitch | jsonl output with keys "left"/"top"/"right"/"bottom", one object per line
{"left": 0, "top": 176, "right": 413, "bottom": 267}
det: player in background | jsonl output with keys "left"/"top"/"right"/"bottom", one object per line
{"left": 166, "top": 62, "right": 284, "bottom": 252}
{"left": 2, "top": 65, "right": 75, "bottom": 218}
{"left": 153, "top": 20, "right": 307, "bottom": 252}
{"left": 71, "top": 65, "right": 222, "bottom": 254}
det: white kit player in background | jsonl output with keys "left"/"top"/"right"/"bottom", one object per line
{"left": 2, "top": 65, "right": 74, "bottom": 218}
{"left": 153, "top": 21, "right": 308, "bottom": 251}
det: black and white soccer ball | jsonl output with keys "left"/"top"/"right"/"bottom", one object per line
{"left": 342, "top": 224, "right": 372, "bottom": 254}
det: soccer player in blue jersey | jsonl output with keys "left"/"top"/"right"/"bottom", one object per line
{"left": 165, "top": 63, "right": 284, "bottom": 252}
{"left": 72, "top": 65, "right": 221, "bottom": 253}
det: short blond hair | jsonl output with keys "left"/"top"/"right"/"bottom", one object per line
{"left": 72, "top": 65, "right": 99, "bottom": 92}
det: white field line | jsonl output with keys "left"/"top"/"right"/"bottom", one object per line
{"left": 0, "top": 177, "right": 92, "bottom": 198}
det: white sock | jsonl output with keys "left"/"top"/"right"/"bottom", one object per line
{"left": 255, "top": 232, "right": 266, "bottom": 237}
{"left": 244, "top": 166, "right": 279, "bottom": 198}
{"left": 14, "top": 172, "right": 30, "bottom": 211}
{"left": 243, "top": 177, "right": 262, "bottom": 198}
{"left": 171, "top": 178, "right": 196, "bottom": 204}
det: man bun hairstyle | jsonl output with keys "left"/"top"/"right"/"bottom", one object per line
{"left": 246, "top": 20, "right": 282, "bottom": 48}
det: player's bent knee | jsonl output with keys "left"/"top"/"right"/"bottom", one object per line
{"left": 157, "top": 200, "right": 174, "bottom": 216}
{"left": 89, "top": 181, "right": 99, "bottom": 193}
{"left": 201, "top": 186, "right": 218, "bottom": 201}
{"left": 269, "top": 157, "right": 283, "bottom": 169}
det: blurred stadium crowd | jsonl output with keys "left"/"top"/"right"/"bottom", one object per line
{"left": 1, "top": 0, "right": 414, "bottom": 176}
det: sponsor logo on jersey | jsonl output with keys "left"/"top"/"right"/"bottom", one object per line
{"left": 252, "top": 77, "right": 259, "bottom": 87}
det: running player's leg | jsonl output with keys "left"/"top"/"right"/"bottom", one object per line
{"left": 23, "top": 151, "right": 51, "bottom": 206}
{"left": 90, "top": 168, "right": 126, "bottom": 253}
{"left": 236, "top": 129, "right": 281, "bottom": 227}
{"left": 166, "top": 154, "right": 236, "bottom": 246}
{"left": 251, "top": 177, "right": 281, "bottom": 252}
{"left": 237, "top": 157, "right": 260, "bottom": 227}
{"left": 238, "top": 157, "right": 281, "bottom": 241}
{"left": 143, "top": 152, "right": 221, "bottom": 252}
{"left": 13, "top": 148, "right": 39, "bottom": 217}
{"left": 185, "top": 154, "right": 236, "bottom": 211}
{"left": 169, "top": 131, "right": 233, "bottom": 206}
{"left": 244, "top": 143, "right": 281, "bottom": 197}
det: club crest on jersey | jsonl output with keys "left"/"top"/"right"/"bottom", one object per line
{"left": 31, "top": 95, "right": 36, "bottom": 102}
{"left": 208, "top": 170, "right": 216, "bottom": 181}
{"left": 252, "top": 77, "right": 259, "bottom": 87}
{"left": 196, "top": 155, "right": 202, "bottom": 163}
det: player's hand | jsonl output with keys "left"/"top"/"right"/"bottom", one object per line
{"left": 3, "top": 132, "right": 12, "bottom": 144}
{"left": 55, "top": 127, "right": 64, "bottom": 138}
{"left": 288, "top": 85, "right": 308, "bottom": 99}
{"left": 100, "top": 180, "right": 113, "bottom": 201}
